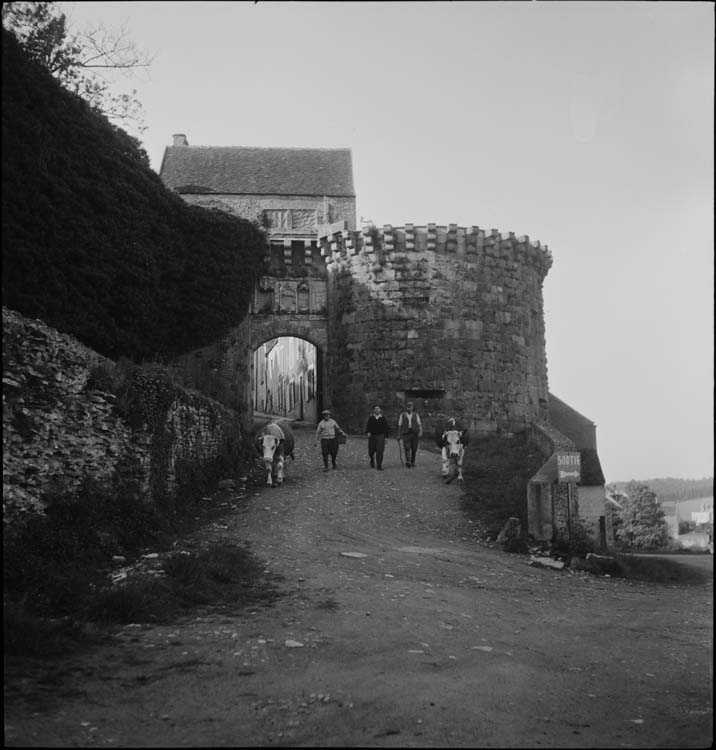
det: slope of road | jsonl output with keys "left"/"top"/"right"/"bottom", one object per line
{"left": 4, "top": 427, "right": 713, "bottom": 748}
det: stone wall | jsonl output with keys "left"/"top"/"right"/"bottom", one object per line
{"left": 319, "top": 223, "right": 553, "bottom": 435}
{"left": 167, "top": 319, "right": 253, "bottom": 423}
{"left": 526, "top": 423, "right": 575, "bottom": 541}
{"left": 179, "top": 194, "right": 357, "bottom": 235}
{"left": 2, "top": 307, "right": 248, "bottom": 525}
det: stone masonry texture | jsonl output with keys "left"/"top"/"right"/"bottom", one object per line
{"left": 319, "top": 224, "right": 553, "bottom": 435}
{"left": 2, "top": 307, "right": 246, "bottom": 525}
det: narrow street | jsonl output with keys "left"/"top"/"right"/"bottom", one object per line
{"left": 4, "top": 427, "right": 713, "bottom": 748}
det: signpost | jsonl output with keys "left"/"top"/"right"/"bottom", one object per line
{"left": 557, "top": 452, "right": 581, "bottom": 483}
{"left": 557, "top": 452, "right": 581, "bottom": 539}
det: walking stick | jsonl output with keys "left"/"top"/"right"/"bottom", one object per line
{"left": 397, "top": 437, "right": 404, "bottom": 467}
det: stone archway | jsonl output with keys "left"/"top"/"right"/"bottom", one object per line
{"left": 248, "top": 315, "right": 328, "bottom": 424}
{"left": 251, "top": 333, "right": 323, "bottom": 424}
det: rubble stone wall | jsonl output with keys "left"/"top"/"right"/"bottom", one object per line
{"left": 2, "top": 307, "right": 246, "bottom": 525}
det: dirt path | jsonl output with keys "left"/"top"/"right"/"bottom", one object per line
{"left": 4, "top": 427, "right": 713, "bottom": 748}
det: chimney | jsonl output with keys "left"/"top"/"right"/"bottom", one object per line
{"left": 172, "top": 133, "right": 188, "bottom": 147}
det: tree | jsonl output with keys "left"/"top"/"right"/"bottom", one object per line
{"left": 2, "top": 1, "right": 151, "bottom": 138}
{"left": 613, "top": 481, "right": 670, "bottom": 550}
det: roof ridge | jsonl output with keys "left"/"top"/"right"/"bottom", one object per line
{"left": 170, "top": 145, "right": 352, "bottom": 152}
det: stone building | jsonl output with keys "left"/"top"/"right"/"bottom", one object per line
{"left": 317, "top": 222, "right": 552, "bottom": 437}
{"left": 159, "top": 134, "right": 356, "bottom": 257}
{"left": 527, "top": 394, "right": 610, "bottom": 548}
{"left": 160, "top": 136, "right": 357, "bottom": 418}
{"left": 160, "top": 134, "right": 609, "bottom": 547}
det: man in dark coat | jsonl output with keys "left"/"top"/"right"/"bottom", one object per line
{"left": 365, "top": 405, "right": 390, "bottom": 470}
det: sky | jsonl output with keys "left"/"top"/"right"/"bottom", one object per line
{"left": 61, "top": 1, "right": 714, "bottom": 483}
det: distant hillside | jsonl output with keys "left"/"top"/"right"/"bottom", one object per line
{"left": 611, "top": 477, "right": 713, "bottom": 504}
{"left": 1, "top": 28, "right": 266, "bottom": 361}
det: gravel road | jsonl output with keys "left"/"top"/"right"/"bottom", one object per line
{"left": 4, "top": 426, "right": 713, "bottom": 748}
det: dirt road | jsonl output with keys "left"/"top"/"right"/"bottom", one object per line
{"left": 4, "top": 427, "right": 713, "bottom": 748}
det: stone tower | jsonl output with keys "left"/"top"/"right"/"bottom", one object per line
{"left": 318, "top": 222, "right": 552, "bottom": 435}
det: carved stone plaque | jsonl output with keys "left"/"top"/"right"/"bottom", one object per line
{"left": 292, "top": 209, "right": 317, "bottom": 230}
{"left": 265, "top": 209, "right": 291, "bottom": 229}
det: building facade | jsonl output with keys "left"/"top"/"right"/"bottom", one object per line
{"left": 160, "top": 135, "right": 608, "bottom": 546}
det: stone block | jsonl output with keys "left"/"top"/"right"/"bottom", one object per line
{"left": 529, "top": 556, "right": 565, "bottom": 570}
{"left": 496, "top": 517, "right": 524, "bottom": 551}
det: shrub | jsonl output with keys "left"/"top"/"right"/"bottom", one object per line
{"left": 3, "top": 597, "right": 90, "bottom": 658}
{"left": 552, "top": 519, "right": 599, "bottom": 558}
{"left": 84, "top": 544, "right": 278, "bottom": 625}
{"left": 3, "top": 477, "right": 164, "bottom": 617}
{"left": 2, "top": 29, "right": 267, "bottom": 362}
{"left": 82, "top": 578, "right": 175, "bottom": 624}
{"left": 459, "top": 433, "right": 546, "bottom": 539}
{"left": 613, "top": 554, "right": 711, "bottom": 585}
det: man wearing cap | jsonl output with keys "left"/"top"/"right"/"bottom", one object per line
{"left": 314, "top": 409, "right": 344, "bottom": 472}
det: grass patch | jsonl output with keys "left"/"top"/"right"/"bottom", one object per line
{"left": 4, "top": 466, "right": 277, "bottom": 658}
{"left": 83, "top": 543, "right": 280, "bottom": 626}
{"left": 5, "top": 542, "right": 281, "bottom": 656}
{"left": 3, "top": 479, "right": 166, "bottom": 619}
{"left": 613, "top": 554, "right": 712, "bottom": 585}
{"left": 457, "top": 432, "right": 546, "bottom": 540}
{"left": 3, "top": 598, "right": 94, "bottom": 658}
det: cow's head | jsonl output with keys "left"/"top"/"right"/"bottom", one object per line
{"left": 442, "top": 429, "right": 465, "bottom": 457}
{"left": 258, "top": 434, "right": 282, "bottom": 465}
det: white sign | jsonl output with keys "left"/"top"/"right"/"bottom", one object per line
{"left": 557, "top": 452, "right": 581, "bottom": 483}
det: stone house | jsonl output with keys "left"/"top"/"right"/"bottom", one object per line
{"left": 548, "top": 393, "right": 608, "bottom": 538}
{"left": 160, "top": 136, "right": 357, "bottom": 420}
{"left": 159, "top": 134, "right": 357, "bottom": 260}
{"left": 527, "top": 393, "right": 609, "bottom": 548}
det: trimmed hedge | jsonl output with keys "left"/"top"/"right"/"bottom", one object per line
{"left": 2, "top": 28, "right": 266, "bottom": 361}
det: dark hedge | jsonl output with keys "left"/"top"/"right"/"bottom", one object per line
{"left": 1, "top": 28, "right": 267, "bottom": 361}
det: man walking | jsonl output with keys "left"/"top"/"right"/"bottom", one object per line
{"left": 397, "top": 400, "right": 422, "bottom": 468}
{"left": 365, "top": 405, "right": 389, "bottom": 470}
{"left": 315, "top": 409, "right": 344, "bottom": 471}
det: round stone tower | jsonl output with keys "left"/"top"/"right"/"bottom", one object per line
{"left": 318, "top": 222, "right": 553, "bottom": 435}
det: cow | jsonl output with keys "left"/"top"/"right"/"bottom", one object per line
{"left": 435, "top": 419, "right": 469, "bottom": 483}
{"left": 255, "top": 420, "right": 295, "bottom": 487}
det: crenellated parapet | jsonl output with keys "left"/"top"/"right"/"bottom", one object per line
{"left": 317, "top": 221, "right": 553, "bottom": 280}
{"left": 318, "top": 219, "right": 553, "bottom": 435}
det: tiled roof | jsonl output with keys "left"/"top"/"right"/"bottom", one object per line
{"left": 547, "top": 393, "right": 606, "bottom": 487}
{"left": 579, "top": 448, "right": 606, "bottom": 487}
{"left": 159, "top": 145, "right": 355, "bottom": 197}
{"left": 548, "top": 393, "right": 597, "bottom": 449}
{"left": 531, "top": 453, "right": 558, "bottom": 483}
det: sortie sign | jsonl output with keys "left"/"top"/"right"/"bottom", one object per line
{"left": 557, "top": 452, "right": 581, "bottom": 483}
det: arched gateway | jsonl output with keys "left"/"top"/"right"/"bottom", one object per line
{"left": 160, "top": 139, "right": 354, "bottom": 428}
{"left": 160, "top": 137, "right": 552, "bottom": 437}
{"left": 160, "top": 136, "right": 610, "bottom": 548}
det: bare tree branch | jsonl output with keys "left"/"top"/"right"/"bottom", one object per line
{"left": 2, "top": 1, "right": 151, "bottom": 136}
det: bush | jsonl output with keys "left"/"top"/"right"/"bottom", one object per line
{"left": 613, "top": 554, "right": 712, "bottom": 585}
{"left": 552, "top": 519, "right": 599, "bottom": 558}
{"left": 459, "top": 433, "right": 546, "bottom": 539}
{"left": 2, "top": 29, "right": 267, "bottom": 361}
{"left": 84, "top": 544, "right": 279, "bottom": 625}
{"left": 82, "top": 578, "right": 175, "bottom": 624}
{"left": 3, "top": 597, "right": 91, "bottom": 658}
{"left": 3, "top": 477, "right": 164, "bottom": 618}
